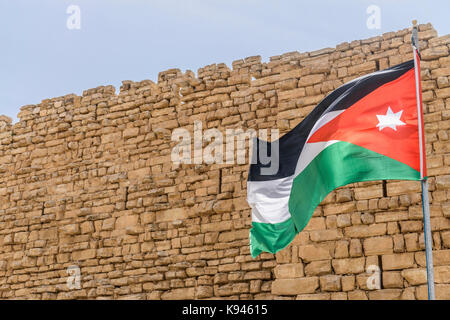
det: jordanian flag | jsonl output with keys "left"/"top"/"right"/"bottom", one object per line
{"left": 247, "top": 57, "right": 426, "bottom": 258}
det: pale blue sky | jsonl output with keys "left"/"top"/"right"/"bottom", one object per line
{"left": 1, "top": 0, "right": 449, "bottom": 122}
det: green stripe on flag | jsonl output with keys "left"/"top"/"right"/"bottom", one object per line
{"left": 249, "top": 218, "right": 297, "bottom": 258}
{"left": 288, "top": 141, "right": 420, "bottom": 232}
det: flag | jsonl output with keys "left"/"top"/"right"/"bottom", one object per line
{"left": 247, "top": 59, "right": 425, "bottom": 258}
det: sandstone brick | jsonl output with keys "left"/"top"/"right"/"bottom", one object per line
{"left": 298, "top": 74, "right": 324, "bottom": 87}
{"left": 304, "top": 217, "right": 326, "bottom": 231}
{"left": 436, "top": 87, "right": 450, "bottom": 99}
{"left": 72, "top": 249, "right": 96, "bottom": 261}
{"left": 310, "top": 229, "right": 342, "bottom": 242}
{"left": 382, "top": 253, "right": 415, "bottom": 270}
{"left": 332, "top": 257, "right": 365, "bottom": 274}
{"left": 161, "top": 287, "right": 195, "bottom": 300}
{"left": 195, "top": 286, "right": 213, "bottom": 299}
{"left": 348, "top": 61, "right": 377, "bottom": 75}
{"left": 323, "top": 202, "right": 356, "bottom": 216}
{"left": 102, "top": 132, "right": 121, "bottom": 144}
{"left": 368, "top": 289, "right": 402, "bottom": 300}
{"left": 336, "top": 189, "right": 352, "bottom": 203}
{"left": 296, "top": 293, "right": 331, "bottom": 300}
{"left": 128, "top": 167, "right": 150, "bottom": 180}
{"left": 156, "top": 208, "right": 188, "bottom": 223}
{"left": 441, "top": 231, "right": 450, "bottom": 248}
{"left": 274, "top": 263, "right": 304, "bottom": 279}
{"left": 435, "top": 266, "right": 450, "bottom": 283}
{"left": 116, "top": 214, "right": 139, "bottom": 229}
{"left": 298, "top": 244, "right": 332, "bottom": 262}
{"left": 335, "top": 240, "right": 349, "bottom": 258}
{"left": 14, "top": 232, "right": 28, "bottom": 244}
{"left": 401, "top": 287, "right": 416, "bottom": 300}
{"left": 336, "top": 214, "right": 351, "bottom": 228}
{"left": 244, "top": 271, "right": 271, "bottom": 280}
{"left": 348, "top": 290, "right": 368, "bottom": 300}
{"left": 123, "top": 127, "right": 139, "bottom": 138}
{"left": 320, "top": 275, "right": 341, "bottom": 292}
{"left": 386, "top": 181, "right": 421, "bottom": 196}
{"left": 382, "top": 271, "right": 403, "bottom": 288}
{"left": 354, "top": 185, "right": 382, "bottom": 200}
{"left": 421, "top": 46, "right": 449, "bottom": 60}
{"left": 375, "top": 211, "right": 408, "bottom": 223}
{"left": 304, "top": 260, "right": 332, "bottom": 276}
{"left": 349, "top": 239, "right": 362, "bottom": 257}
{"left": 341, "top": 276, "right": 355, "bottom": 292}
{"left": 344, "top": 224, "right": 387, "bottom": 238}
{"left": 401, "top": 268, "right": 427, "bottom": 285}
{"left": 363, "top": 236, "right": 393, "bottom": 255}
{"left": 271, "top": 277, "right": 319, "bottom": 295}
{"left": 436, "top": 175, "right": 450, "bottom": 189}
{"left": 278, "top": 88, "right": 306, "bottom": 101}
{"left": 330, "top": 292, "right": 347, "bottom": 300}
{"left": 61, "top": 224, "right": 80, "bottom": 235}
{"left": 393, "top": 234, "right": 405, "bottom": 253}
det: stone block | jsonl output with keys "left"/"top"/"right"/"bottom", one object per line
{"left": 382, "top": 253, "right": 415, "bottom": 270}
{"left": 332, "top": 257, "right": 365, "bottom": 274}
{"left": 363, "top": 236, "right": 393, "bottom": 255}
{"left": 156, "top": 208, "right": 188, "bottom": 223}
{"left": 271, "top": 277, "right": 319, "bottom": 295}
{"left": 274, "top": 263, "right": 304, "bottom": 279}
{"left": 298, "top": 244, "right": 332, "bottom": 262}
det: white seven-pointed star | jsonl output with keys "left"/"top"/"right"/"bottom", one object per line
{"left": 376, "top": 107, "right": 406, "bottom": 131}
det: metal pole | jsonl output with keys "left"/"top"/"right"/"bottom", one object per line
{"left": 421, "top": 180, "right": 435, "bottom": 300}
{"left": 412, "top": 20, "right": 435, "bottom": 300}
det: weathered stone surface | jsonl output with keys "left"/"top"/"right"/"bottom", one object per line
{"left": 298, "top": 244, "right": 332, "bottom": 262}
{"left": 401, "top": 268, "right": 427, "bottom": 285}
{"left": 305, "top": 260, "right": 332, "bottom": 276}
{"left": 72, "top": 249, "right": 96, "bottom": 261}
{"left": 332, "top": 258, "right": 365, "bottom": 274}
{"left": 274, "top": 263, "right": 304, "bottom": 279}
{"left": 161, "top": 288, "right": 195, "bottom": 300}
{"left": 156, "top": 208, "right": 188, "bottom": 223}
{"left": 382, "top": 272, "right": 403, "bottom": 288}
{"left": 421, "top": 46, "right": 449, "bottom": 60}
{"left": 271, "top": 277, "right": 319, "bottom": 295}
{"left": 368, "top": 289, "right": 402, "bottom": 300}
{"left": 435, "top": 266, "right": 450, "bottom": 284}
{"left": 320, "top": 275, "right": 341, "bottom": 292}
{"left": 344, "top": 224, "right": 387, "bottom": 238}
{"left": 0, "top": 24, "right": 449, "bottom": 301}
{"left": 382, "top": 253, "right": 415, "bottom": 270}
{"left": 363, "top": 236, "right": 393, "bottom": 255}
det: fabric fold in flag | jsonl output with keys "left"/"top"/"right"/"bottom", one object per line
{"left": 247, "top": 59, "right": 425, "bottom": 258}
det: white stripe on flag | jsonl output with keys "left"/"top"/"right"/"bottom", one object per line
{"left": 248, "top": 111, "right": 344, "bottom": 226}
{"left": 294, "top": 140, "right": 340, "bottom": 176}
{"left": 247, "top": 176, "right": 293, "bottom": 224}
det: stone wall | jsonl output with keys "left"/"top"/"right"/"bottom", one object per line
{"left": 0, "top": 23, "right": 449, "bottom": 300}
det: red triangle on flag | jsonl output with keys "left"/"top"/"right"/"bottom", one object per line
{"left": 308, "top": 68, "right": 421, "bottom": 173}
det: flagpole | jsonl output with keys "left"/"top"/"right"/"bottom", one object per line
{"left": 411, "top": 20, "right": 435, "bottom": 300}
